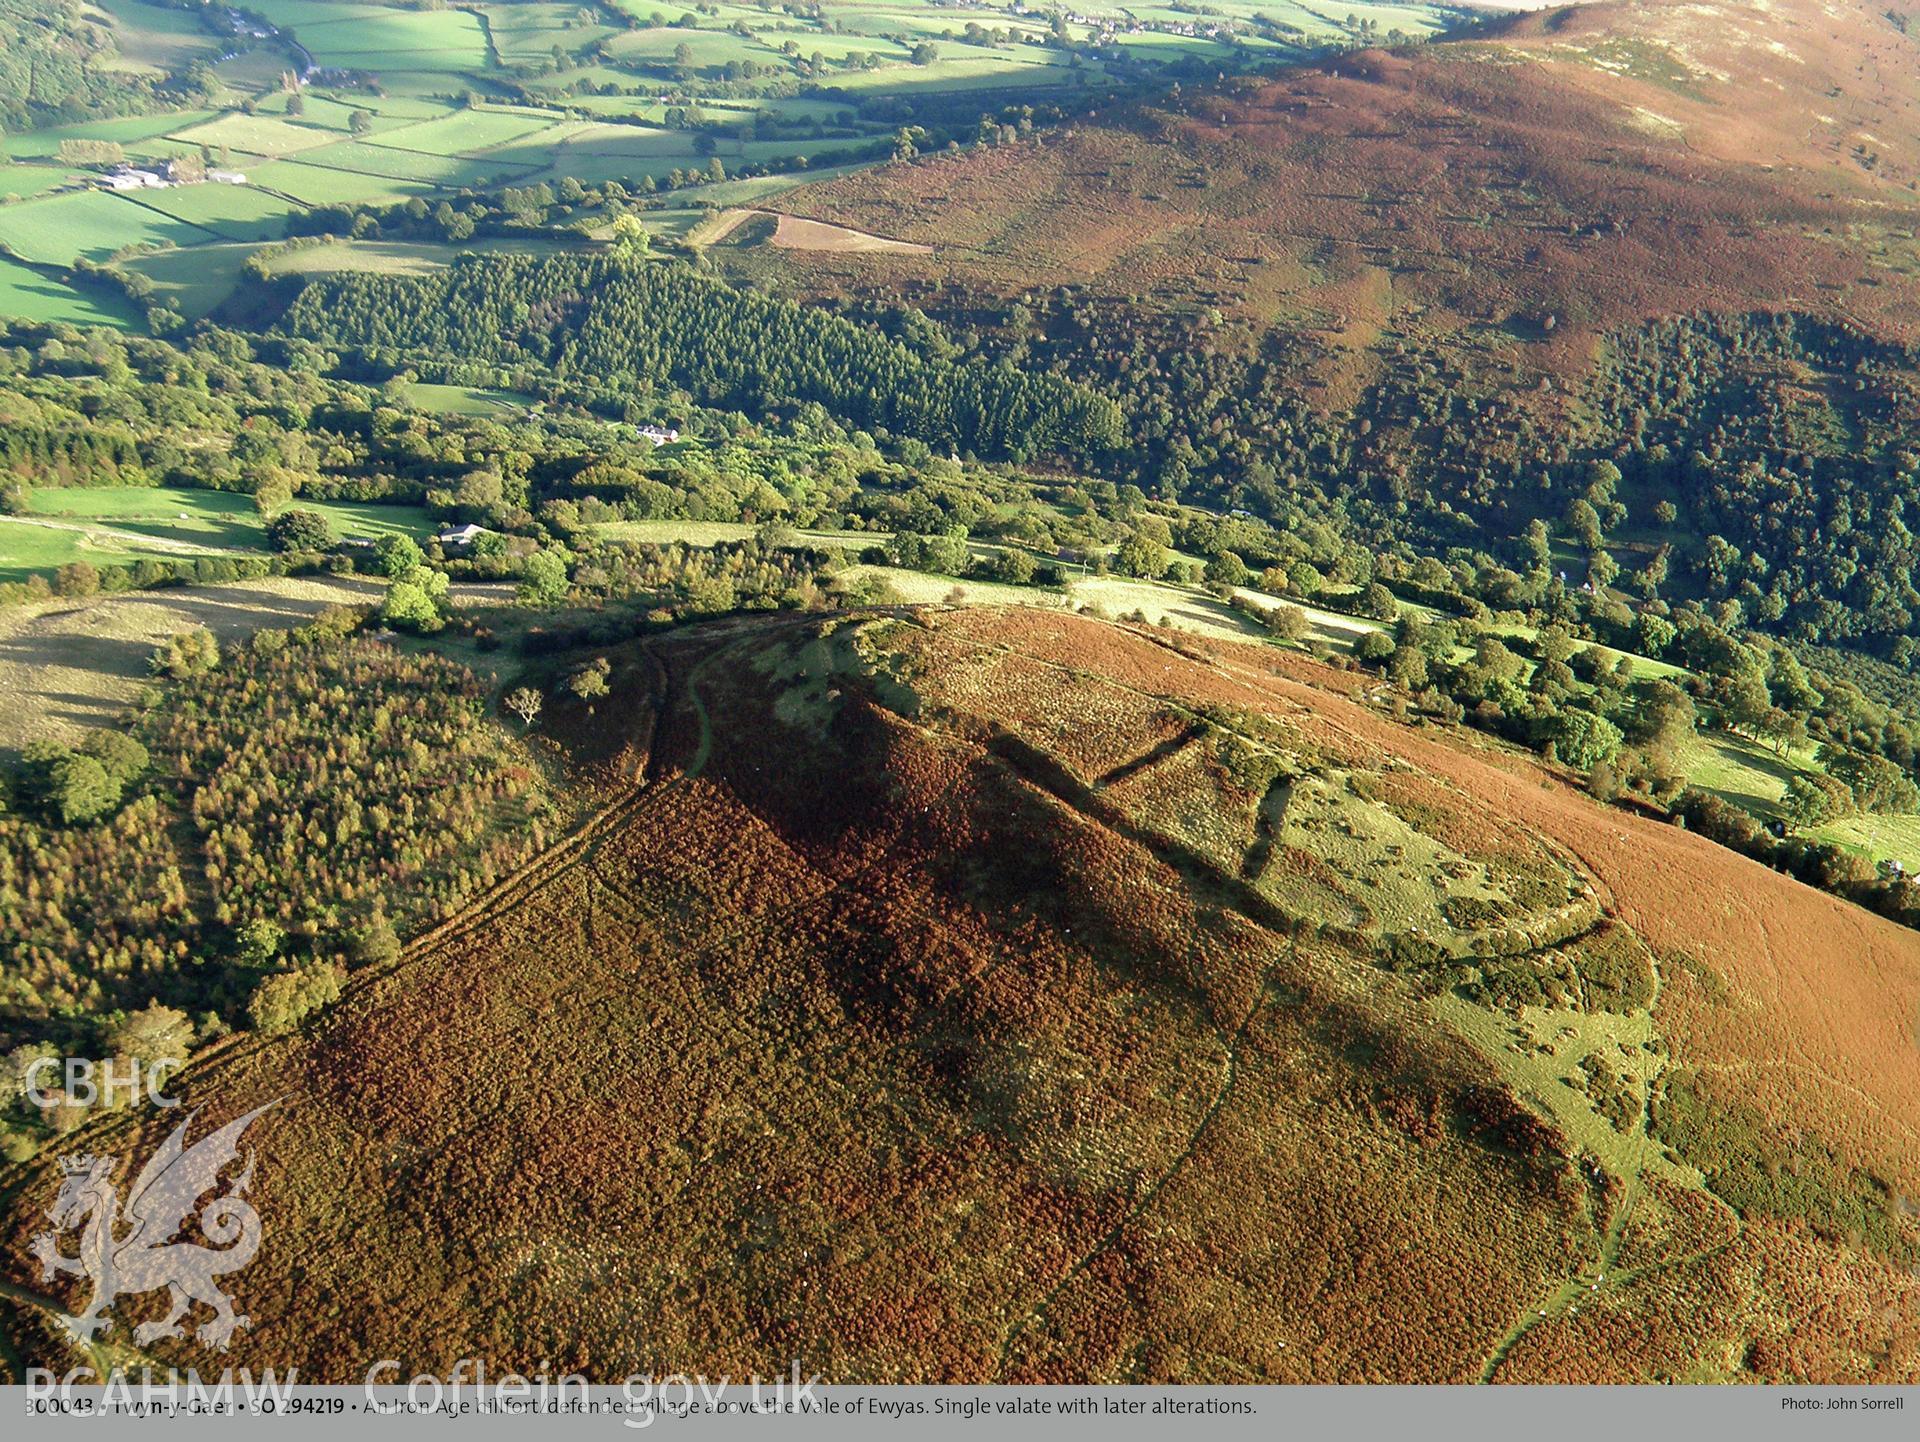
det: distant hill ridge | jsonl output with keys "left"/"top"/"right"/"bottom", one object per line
{"left": 765, "top": 0, "right": 1920, "bottom": 389}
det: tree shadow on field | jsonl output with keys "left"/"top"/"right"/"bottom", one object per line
{"left": 89, "top": 513, "right": 262, "bottom": 551}
{"left": 1116, "top": 592, "right": 1268, "bottom": 639}
{"left": 1695, "top": 736, "right": 1795, "bottom": 814}
{"left": 1302, "top": 616, "right": 1363, "bottom": 649}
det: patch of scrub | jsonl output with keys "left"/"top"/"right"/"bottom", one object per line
{"left": 752, "top": 620, "right": 921, "bottom": 731}
{"left": 1435, "top": 994, "right": 1698, "bottom": 1190}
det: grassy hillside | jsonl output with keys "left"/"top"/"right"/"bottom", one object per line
{"left": 0, "top": 0, "right": 189, "bottom": 129}
{"left": 7, "top": 607, "right": 1915, "bottom": 1381}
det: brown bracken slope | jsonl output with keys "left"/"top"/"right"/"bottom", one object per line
{"left": 759, "top": 0, "right": 1920, "bottom": 392}
{"left": 6, "top": 609, "right": 1916, "bottom": 1383}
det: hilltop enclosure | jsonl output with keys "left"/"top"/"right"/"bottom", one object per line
{"left": 7, "top": 607, "right": 1915, "bottom": 1382}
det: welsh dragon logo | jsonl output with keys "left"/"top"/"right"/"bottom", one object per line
{"left": 31, "top": 1102, "right": 277, "bottom": 1351}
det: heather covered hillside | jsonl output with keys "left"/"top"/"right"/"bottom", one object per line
{"left": 4, "top": 0, "right": 1920, "bottom": 1397}
{"left": 9, "top": 608, "right": 1914, "bottom": 1382}
{"left": 765, "top": 0, "right": 1920, "bottom": 376}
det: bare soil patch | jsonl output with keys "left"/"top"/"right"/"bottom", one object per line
{"left": 769, "top": 213, "right": 931, "bottom": 254}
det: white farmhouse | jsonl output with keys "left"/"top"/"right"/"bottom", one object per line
{"left": 434, "top": 523, "right": 489, "bottom": 549}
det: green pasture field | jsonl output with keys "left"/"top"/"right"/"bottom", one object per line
{"left": 1108, "top": 32, "right": 1257, "bottom": 61}
{"left": 831, "top": 51, "right": 1091, "bottom": 93}
{"left": 290, "top": 140, "right": 538, "bottom": 187}
{"left": 520, "top": 70, "right": 649, "bottom": 107}
{"left": 224, "top": 0, "right": 405, "bottom": 24}
{"left": 123, "top": 183, "right": 301, "bottom": 243}
{"left": 597, "top": 521, "right": 779, "bottom": 548}
{"left": 1674, "top": 732, "right": 1804, "bottom": 815}
{"left": 1662, "top": 726, "right": 1920, "bottom": 872}
{"left": 260, "top": 235, "right": 578, "bottom": 280}
{"left": 601, "top": 29, "right": 779, "bottom": 67}
{"left": 735, "top": 135, "right": 874, "bottom": 166}
{"left": 852, "top": 10, "right": 1042, "bottom": 39}
{"left": 828, "top": 565, "right": 1308, "bottom": 651}
{"left": 479, "top": 2, "right": 617, "bottom": 61}
{"left": 259, "top": 91, "right": 452, "bottom": 134}
{"left": 1811, "top": 812, "right": 1920, "bottom": 871}
{"left": 376, "top": 109, "right": 571, "bottom": 157}
{"left": 844, "top": 563, "right": 1056, "bottom": 609}
{"left": 356, "top": 69, "right": 503, "bottom": 102}
{"left": 398, "top": 382, "right": 536, "bottom": 417}
{"left": 121, "top": 243, "right": 258, "bottom": 318}
{"left": 0, "top": 113, "right": 218, "bottom": 160}
{"left": 257, "top": 93, "right": 443, "bottom": 135}
{"left": 682, "top": 0, "right": 822, "bottom": 26}
{"left": 242, "top": 159, "right": 432, "bottom": 206}
{"left": 638, "top": 207, "right": 712, "bottom": 241}
{"left": 109, "top": 136, "right": 212, "bottom": 166}
{"left": 306, "top": 25, "right": 491, "bottom": 75}
{"left": 525, "top": 130, "right": 861, "bottom": 191}
{"left": 215, "top": 47, "right": 305, "bottom": 92}
{"left": 0, "top": 515, "right": 205, "bottom": 582}
{"left": 529, "top": 132, "right": 706, "bottom": 184}
{"left": 595, "top": 520, "right": 889, "bottom": 551}
{"left": 261, "top": 237, "right": 489, "bottom": 279}
{"left": 688, "top": 162, "right": 870, "bottom": 209}
{"left": 26, "top": 484, "right": 432, "bottom": 536}
{"left": 528, "top": 121, "right": 681, "bottom": 160}
{"left": 168, "top": 114, "right": 349, "bottom": 159}
{"left": 220, "top": 0, "right": 387, "bottom": 26}
{"left": 476, "top": 122, "right": 625, "bottom": 171}
{"left": 551, "top": 95, "right": 726, "bottom": 126}
{"left": 742, "top": 97, "right": 869, "bottom": 122}
{"left": 699, "top": 99, "right": 872, "bottom": 135}
{"left": 0, "top": 166, "right": 86, "bottom": 202}
{"left": 0, "top": 190, "right": 197, "bottom": 265}
{"left": 771, "top": 35, "right": 910, "bottom": 66}
{"left": 236, "top": 0, "right": 491, "bottom": 73}
{"left": 8, "top": 487, "right": 435, "bottom": 576}
{"left": 92, "top": 0, "right": 226, "bottom": 77}
{"left": 0, "top": 258, "right": 138, "bottom": 329}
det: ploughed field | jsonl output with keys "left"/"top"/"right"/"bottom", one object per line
{"left": 7, "top": 607, "right": 1918, "bottom": 1381}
